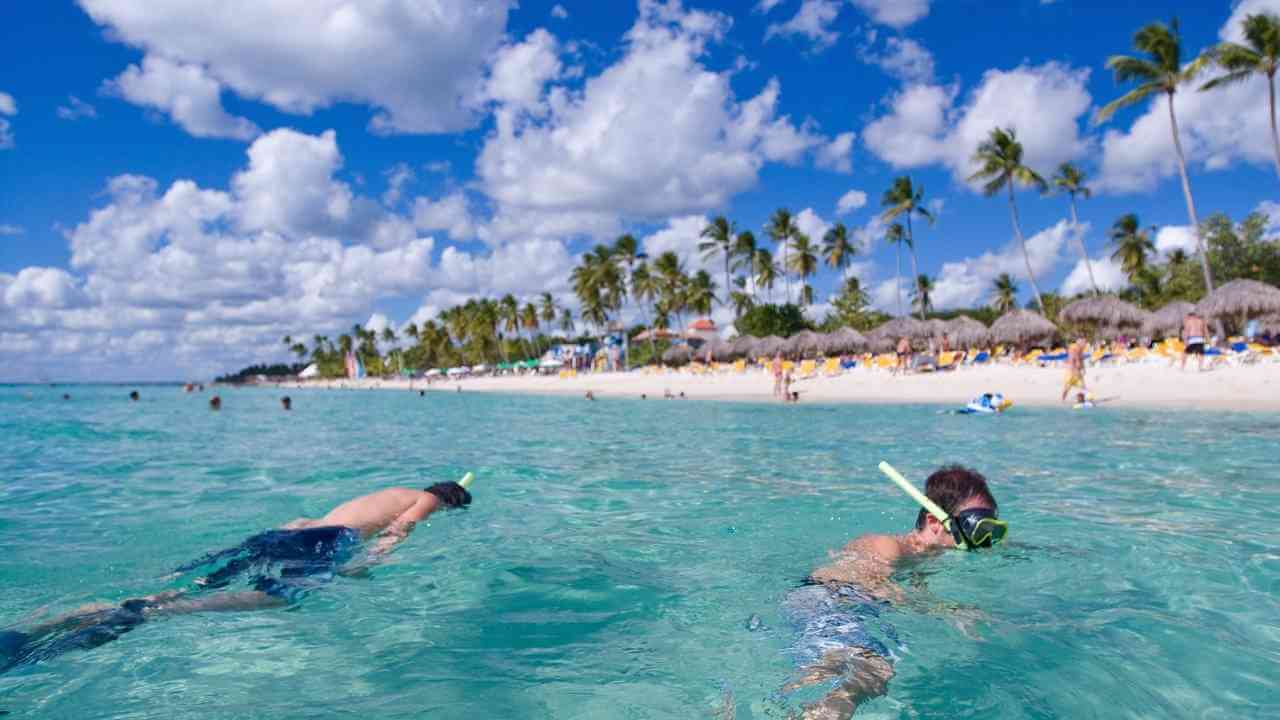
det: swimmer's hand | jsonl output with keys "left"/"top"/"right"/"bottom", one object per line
{"left": 425, "top": 482, "right": 472, "bottom": 509}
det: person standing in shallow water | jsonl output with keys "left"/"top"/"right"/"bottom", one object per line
{"left": 209, "top": 396, "right": 221, "bottom": 410}
{"left": 783, "top": 466, "right": 1004, "bottom": 719}
{"left": 771, "top": 353, "right": 785, "bottom": 398}
{"left": 280, "top": 396, "right": 291, "bottom": 411}
{"left": 129, "top": 390, "right": 139, "bottom": 401}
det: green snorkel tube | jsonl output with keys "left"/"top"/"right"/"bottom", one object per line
{"left": 878, "top": 461, "right": 1008, "bottom": 550}
{"left": 458, "top": 472, "right": 475, "bottom": 490}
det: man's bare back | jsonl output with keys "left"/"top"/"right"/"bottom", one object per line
{"left": 285, "top": 488, "right": 437, "bottom": 537}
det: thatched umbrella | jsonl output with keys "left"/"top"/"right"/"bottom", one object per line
{"left": 823, "top": 327, "right": 866, "bottom": 354}
{"left": 786, "top": 330, "right": 824, "bottom": 357}
{"left": 1254, "top": 314, "right": 1280, "bottom": 334}
{"left": 662, "top": 345, "right": 690, "bottom": 365}
{"left": 945, "top": 316, "right": 990, "bottom": 348}
{"left": 711, "top": 338, "right": 737, "bottom": 362}
{"left": 990, "top": 310, "right": 1059, "bottom": 345}
{"left": 755, "top": 335, "right": 785, "bottom": 357}
{"left": 866, "top": 317, "right": 930, "bottom": 352}
{"left": 1059, "top": 296, "right": 1151, "bottom": 334}
{"left": 924, "top": 318, "right": 949, "bottom": 339}
{"left": 1143, "top": 301, "right": 1195, "bottom": 338}
{"left": 1195, "top": 279, "right": 1280, "bottom": 318}
{"left": 729, "top": 334, "right": 756, "bottom": 359}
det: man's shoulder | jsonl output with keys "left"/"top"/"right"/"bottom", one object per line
{"left": 850, "top": 534, "right": 904, "bottom": 562}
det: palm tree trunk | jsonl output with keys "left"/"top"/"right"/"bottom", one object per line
{"left": 906, "top": 214, "right": 925, "bottom": 320}
{"left": 1167, "top": 92, "right": 1214, "bottom": 295}
{"left": 1270, "top": 72, "right": 1280, "bottom": 179}
{"left": 783, "top": 239, "right": 791, "bottom": 305}
{"left": 723, "top": 253, "right": 731, "bottom": 309}
{"left": 1008, "top": 182, "right": 1046, "bottom": 314}
{"left": 894, "top": 243, "right": 903, "bottom": 318}
{"left": 1069, "top": 196, "right": 1100, "bottom": 295}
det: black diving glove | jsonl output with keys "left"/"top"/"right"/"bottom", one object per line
{"left": 425, "top": 482, "right": 472, "bottom": 509}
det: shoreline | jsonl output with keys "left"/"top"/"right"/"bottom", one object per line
{"left": 268, "top": 361, "right": 1280, "bottom": 412}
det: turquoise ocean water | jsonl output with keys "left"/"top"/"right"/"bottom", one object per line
{"left": 1, "top": 384, "right": 1277, "bottom": 719}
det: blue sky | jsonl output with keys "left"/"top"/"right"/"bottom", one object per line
{"left": 2, "top": 0, "right": 1278, "bottom": 380}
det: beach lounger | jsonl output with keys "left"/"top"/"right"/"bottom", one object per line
{"left": 733, "top": 359, "right": 746, "bottom": 374}
{"left": 799, "top": 359, "right": 817, "bottom": 378}
{"left": 822, "top": 357, "right": 840, "bottom": 376}
{"left": 936, "top": 351, "right": 959, "bottom": 371}
{"left": 969, "top": 351, "right": 990, "bottom": 366}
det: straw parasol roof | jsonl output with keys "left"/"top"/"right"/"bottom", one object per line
{"left": 662, "top": 344, "right": 690, "bottom": 365}
{"left": 1254, "top": 314, "right": 1280, "bottom": 334}
{"left": 706, "top": 338, "right": 736, "bottom": 362}
{"left": 1195, "top": 279, "right": 1280, "bottom": 318}
{"left": 990, "top": 310, "right": 1059, "bottom": 345}
{"left": 924, "top": 318, "right": 950, "bottom": 339}
{"left": 945, "top": 315, "right": 990, "bottom": 348}
{"left": 755, "top": 335, "right": 785, "bottom": 357}
{"left": 729, "top": 334, "right": 757, "bottom": 358}
{"left": 1143, "top": 301, "right": 1195, "bottom": 337}
{"left": 823, "top": 327, "right": 866, "bottom": 354}
{"left": 786, "top": 330, "right": 824, "bottom": 356}
{"left": 865, "top": 317, "right": 931, "bottom": 352}
{"left": 1059, "top": 295, "right": 1151, "bottom": 329}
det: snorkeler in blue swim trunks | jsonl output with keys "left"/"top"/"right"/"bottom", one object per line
{"left": 784, "top": 465, "right": 1005, "bottom": 719}
{"left": 1, "top": 481, "right": 472, "bottom": 672}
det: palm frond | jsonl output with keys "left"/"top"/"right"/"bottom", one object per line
{"left": 1106, "top": 55, "right": 1163, "bottom": 83}
{"left": 1094, "top": 83, "right": 1162, "bottom": 123}
{"left": 1200, "top": 68, "right": 1257, "bottom": 90}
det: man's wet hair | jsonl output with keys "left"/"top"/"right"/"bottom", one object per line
{"left": 916, "top": 465, "right": 998, "bottom": 529}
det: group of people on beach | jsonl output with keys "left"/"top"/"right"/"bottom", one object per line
{"left": 1, "top": 453, "right": 1007, "bottom": 719}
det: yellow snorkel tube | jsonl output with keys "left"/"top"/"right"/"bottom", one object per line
{"left": 458, "top": 472, "right": 475, "bottom": 489}
{"left": 878, "top": 461, "right": 1008, "bottom": 550}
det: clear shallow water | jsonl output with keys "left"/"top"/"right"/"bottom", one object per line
{"left": 1, "top": 385, "right": 1277, "bottom": 719}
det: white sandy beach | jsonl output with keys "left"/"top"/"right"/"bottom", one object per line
{"left": 286, "top": 361, "right": 1280, "bottom": 412}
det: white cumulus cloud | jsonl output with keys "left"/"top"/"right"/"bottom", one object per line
{"left": 836, "top": 189, "right": 867, "bottom": 215}
{"left": 106, "top": 55, "right": 261, "bottom": 140}
{"left": 926, "top": 220, "right": 1077, "bottom": 310}
{"left": 850, "top": 0, "right": 930, "bottom": 28}
{"left": 863, "top": 62, "right": 1093, "bottom": 187}
{"left": 78, "top": 0, "right": 512, "bottom": 135}
{"left": 477, "top": 0, "right": 829, "bottom": 240}
{"left": 765, "top": 0, "right": 842, "bottom": 49}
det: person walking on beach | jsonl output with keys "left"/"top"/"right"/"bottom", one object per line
{"left": 1060, "top": 338, "right": 1087, "bottom": 402}
{"left": 784, "top": 466, "right": 1004, "bottom": 719}
{"left": 771, "top": 353, "right": 785, "bottom": 398}
{"left": 0, "top": 480, "right": 472, "bottom": 671}
{"left": 894, "top": 337, "right": 911, "bottom": 375}
{"left": 1181, "top": 311, "right": 1207, "bottom": 372}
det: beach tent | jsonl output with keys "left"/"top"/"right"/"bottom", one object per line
{"left": 298, "top": 363, "right": 320, "bottom": 379}
{"left": 424, "top": 368, "right": 443, "bottom": 377}
{"left": 539, "top": 358, "right": 564, "bottom": 368}
{"left": 446, "top": 367, "right": 468, "bottom": 376}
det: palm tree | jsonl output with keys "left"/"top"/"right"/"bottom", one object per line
{"left": 539, "top": 292, "right": 558, "bottom": 335}
{"left": 498, "top": 294, "right": 520, "bottom": 362}
{"left": 754, "top": 248, "right": 779, "bottom": 303}
{"left": 765, "top": 208, "right": 798, "bottom": 303}
{"left": 991, "top": 273, "right": 1019, "bottom": 313}
{"left": 571, "top": 245, "right": 622, "bottom": 336}
{"left": 884, "top": 223, "right": 908, "bottom": 317}
{"left": 1098, "top": 18, "right": 1216, "bottom": 296}
{"left": 969, "top": 127, "right": 1050, "bottom": 314}
{"left": 1109, "top": 213, "right": 1157, "bottom": 286}
{"left": 786, "top": 232, "right": 819, "bottom": 306}
{"left": 821, "top": 222, "right": 856, "bottom": 280}
{"left": 699, "top": 216, "right": 735, "bottom": 307}
{"left": 289, "top": 342, "right": 307, "bottom": 360}
{"left": 1202, "top": 13, "right": 1280, "bottom": 178}
{"left": 1051, "top": 162, "right": 1100, "bottom": 295}
{"left": 687, "top": 270, "right": 717, "bottom": 317}
{"left": 880, "top": 176, "right": 934, "bottom": 320}
{"left": 631, "top": 262, "right": 661, "bottom": 362}
{"left": 911, "top": 274, "right": 935, "bottom": 316}
{"left": 381, "top": 326, "right": 397, "bottom": 348}
{"left": 729, "top": 276, "right": 755, "bottom": 318}
{"left": 559, "top": 308, "right": 575, "bottom": 336}
{"left": 731, "top": 230, "right": 758, "bottom": 299}
{"left": 653, "top": 251, "right": 689, "bottom": 329}
{"left": 521, "top": 303, "right": 540, "bottom": 358}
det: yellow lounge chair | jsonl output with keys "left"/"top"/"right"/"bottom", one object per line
{"left": 798, "top": 359, "right": 817, "bottom": 378}
{"left": 822, "top": 357, "right": 840, "bottom": 376}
